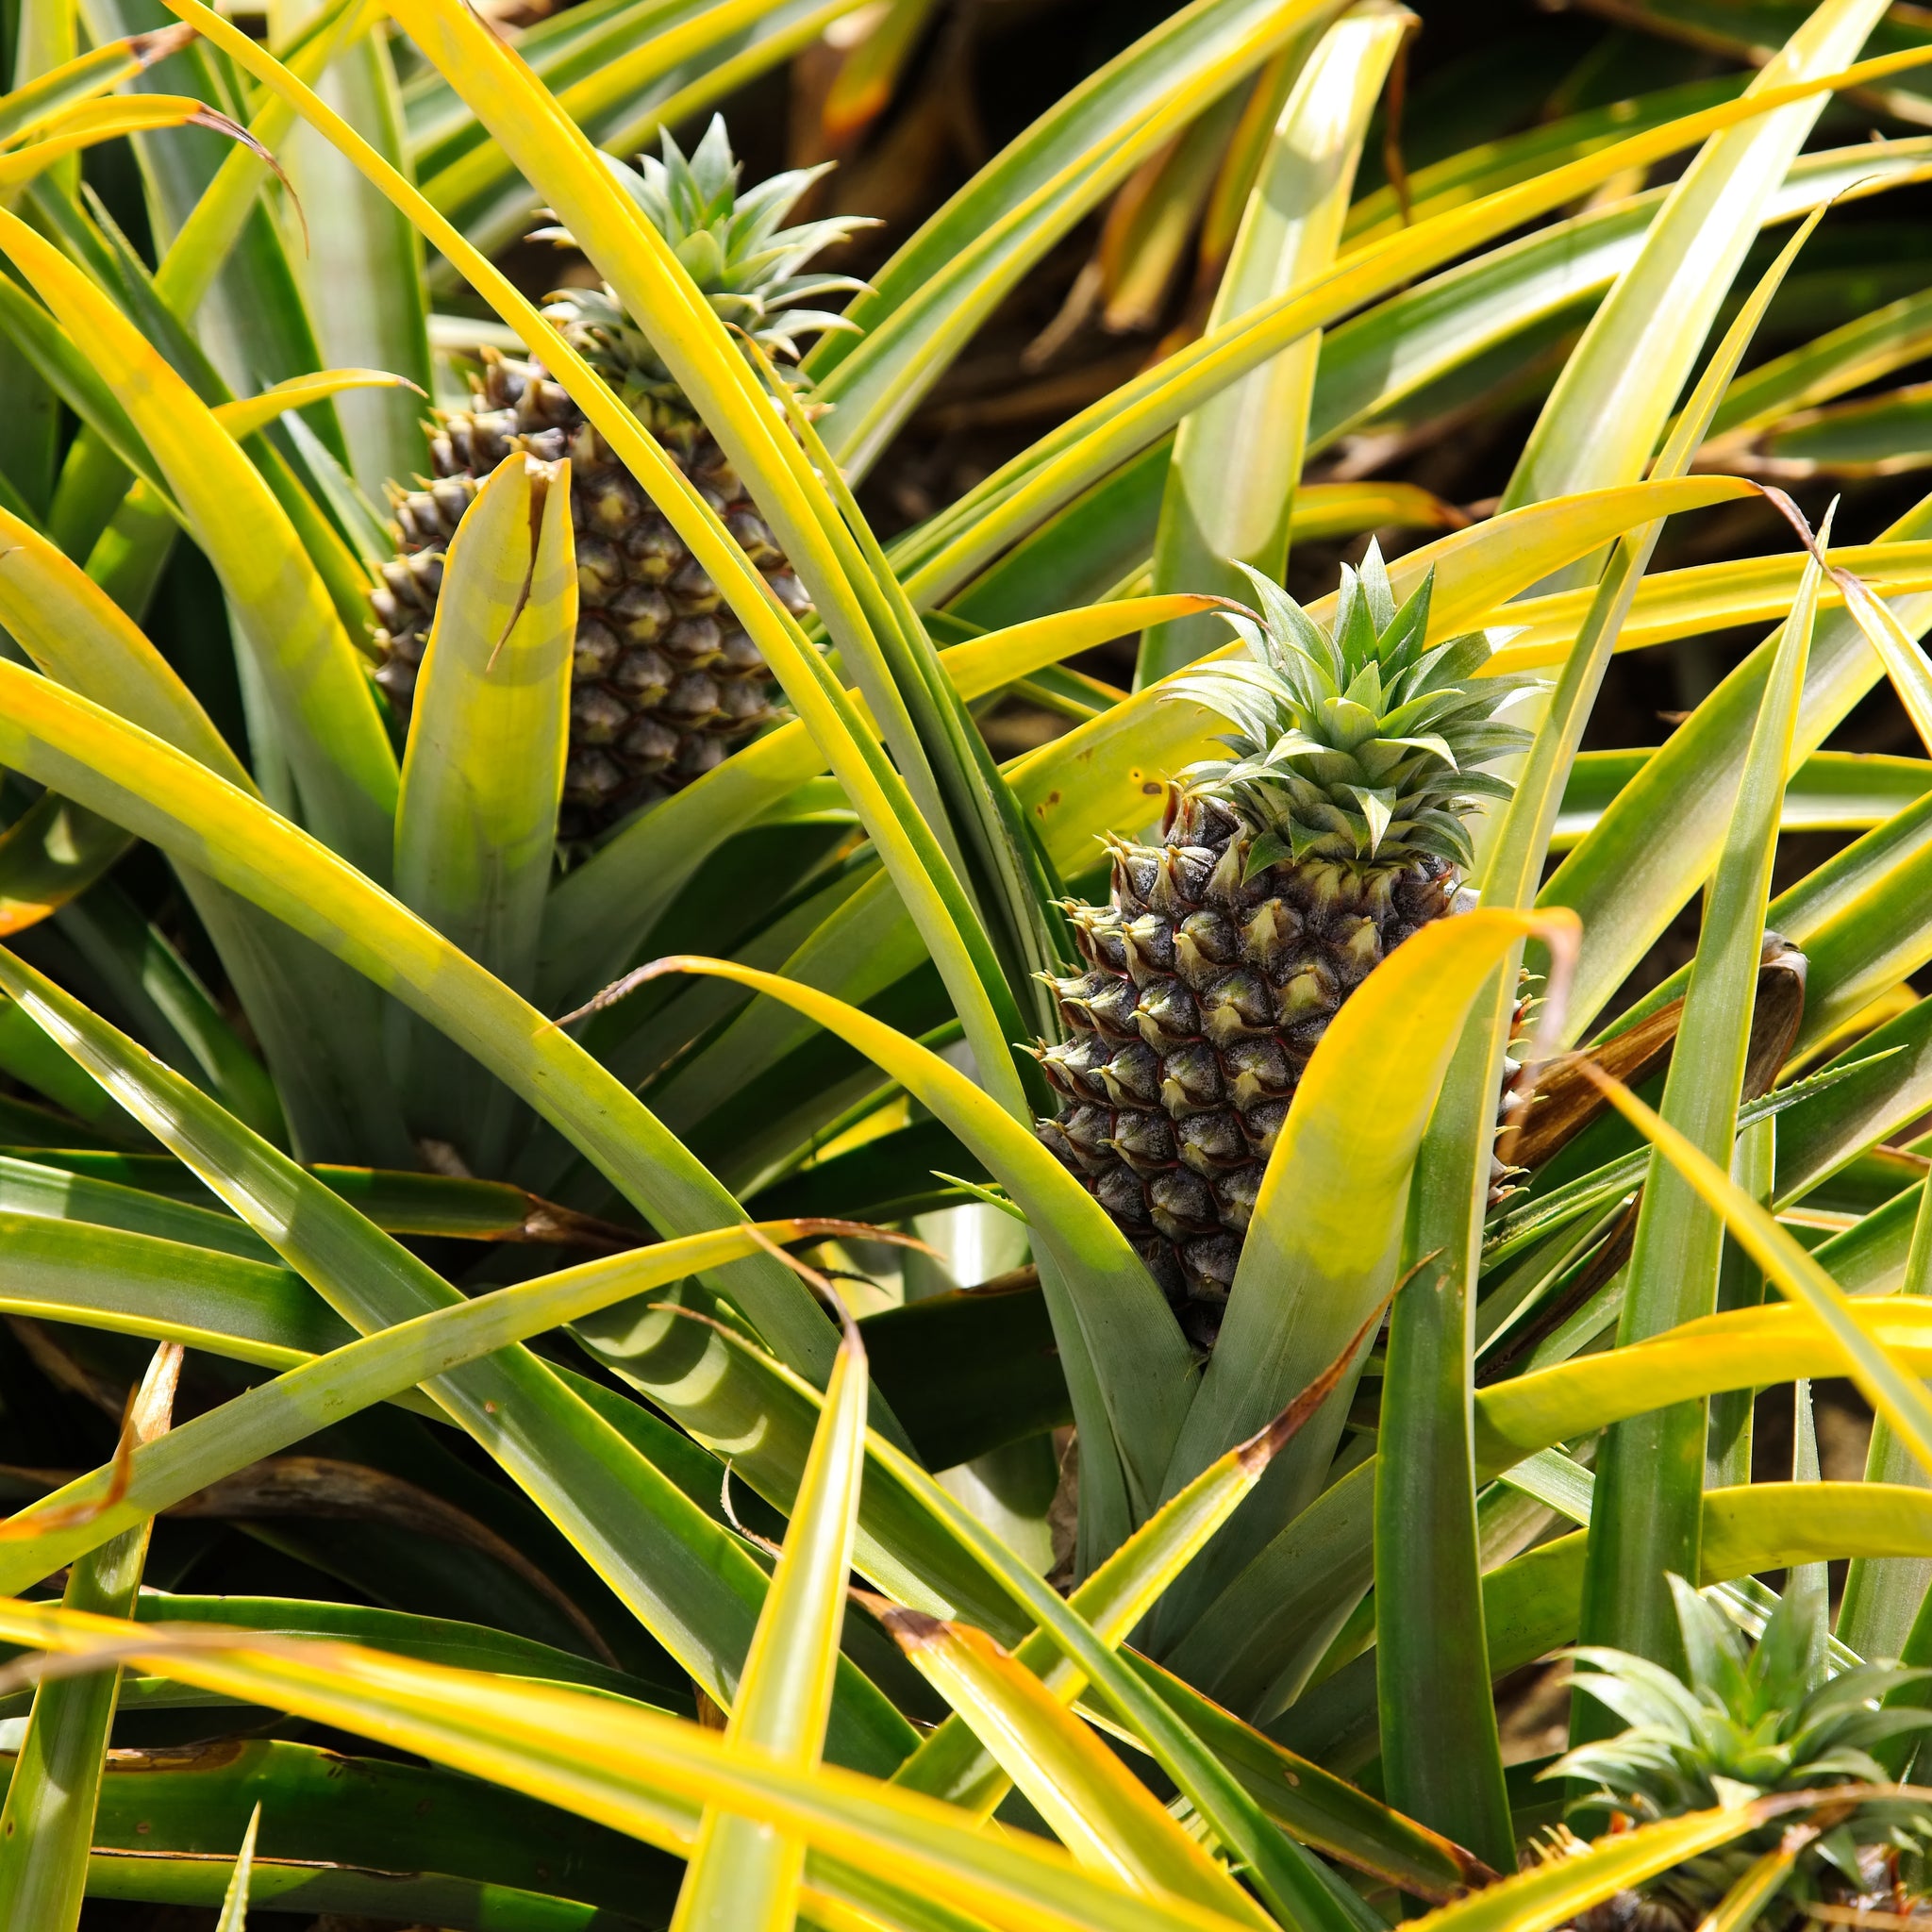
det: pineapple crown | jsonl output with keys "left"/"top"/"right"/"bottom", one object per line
{"left": 1549, "top": 1575, "right": 1932, "bottom": 1899}
{"left": 534, "top": 116, "right": 874, "bottom": 395}
{"left": 1169, "top": 544, "right": 1535, "bottom": 874}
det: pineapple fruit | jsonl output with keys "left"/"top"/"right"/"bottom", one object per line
{"left": 1035, "top": 548, "right": 1533, "bottom": 1349}
{"left": 370, "top": 118, "right": 870, "bottom": 838}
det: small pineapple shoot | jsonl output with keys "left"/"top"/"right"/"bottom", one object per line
{"left": 1550, "top": 1574, "right": 1932, "bottom": 1929}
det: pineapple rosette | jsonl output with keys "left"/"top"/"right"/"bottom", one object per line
{"left": 371, "top": 119, "right": 872, "bottom": 838}
{"left": 1037, "top": 547, "right": 1536, "bottom": 1350}
{"left": 1549, "top": 1576, "right": 1932, "bottom": 1932}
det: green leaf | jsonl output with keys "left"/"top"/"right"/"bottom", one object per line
{"left": 0, "top": 21, "right": 195, "bottom": 143}
{"left": 1552, "top": 746, "right": 1932, "bottom": 851}
{"left": 270, "top": 0, "right": 431, "bottom": 498}
{"left": 393, "top": 453, "right": 572, "bottom": 1170}
{"left": 1577, "top": 509, "right": 1830, "bottom": 1674}
{"left": 1707, "top": 285, "right": 1932, "bottom": 440}
{"left": 0, "top": 1343, "right": 179, "bottom": 1932}
{"left": 673, "top": 1303, "right": 869, "bottom": 1932}
{"left": 1141, "top": 2, "right": 1403, "bottom": 682}
{"left": 63, "top": 1732, "right": 684, "bottom": 1925}
{"left": 0, "top": 944, "right": 912, "bottom": 1770}
{"left": 0, "top": 501, "right": 251, "bottom": 784}
{"left": 1498, "top": 0, "right": 1890, "bottom": 538}
{"left": 808, "top": 0, "right": 1345, "bottom": 475}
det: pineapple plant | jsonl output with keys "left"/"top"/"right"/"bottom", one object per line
{"left": 3, "top": 0, "right": 1932, "bottom": 1927}
{"left": 1035, "top": 548, "right": 1532, "bottom": 1348}
{"left": 1550, "top": 1575, "right": 1932, "bottom": 1931}
{"left": 369, "top": 116, "right": 871, "bottom": 837}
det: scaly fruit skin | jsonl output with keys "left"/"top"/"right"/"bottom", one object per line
{"left": 370, "top": 116, "right": 867, "bottom": 841}
{"left": 1035, "top": 546, "right": 1530, "bottom": 1350}
{"left": 371, "top": 356, "right": 807, "bottom": 840}
{"left": 1038, "top": 789, "right": 1462, "bottom": 1349}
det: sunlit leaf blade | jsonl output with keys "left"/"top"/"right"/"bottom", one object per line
{"left": 880, "top": 1608, "right": 1271, "bottom": 1928}
{"left": 0, "top": 208, "right": 397, "bottom": 878}
{"left": 1367, "top": 207, "right": 1821, "bottom": 1861}
{"left": 211, "top": 367, "right": 420, "bottom": 442}
{"left": 0, "top": 659, "right": 844, "bottom": 1387}
{"left": 675, "top": 1298, "right": 870, "bottom": 1932}
{"left": 894, "top": 1307, "right": 1374, "bottom": 1811}
{"left": 1141, "top": 1, "right": 1403, "bottom": 681}
{"left": 151, "top": 0, "right": 373, "bottom": 322}
{"left": 0, "top": 1199, "right": 905, "bottom": 1744}
{"left": 1583, "top": 1067, "right": 1932, "bottom": 1479}
{"left": 0, "top": 504, "right": 252, "bottom": 786}
{"left": 0, "top": 1341, "right": 179, "bottom": 1932}
{"left": 214, "top": 1801, "right": 262, "bottom": 1932}
{"left": 0, "top": 1600, "right": 1274, "bottom": 1932}
{"left": 1541, "top": 478, "right": 1932, "bottom": 1046}
{"left": 393, "top": 452, "right": 573, "bottom": 1170}
{"left": 1486, "top": 544, "right": 1932, "bottom": 674}
{"left": 1405, "top": 1801, "right": 1798, "bottom": 1932}
{"left": 420, "top": 0, "right": 873, "bottom": 259}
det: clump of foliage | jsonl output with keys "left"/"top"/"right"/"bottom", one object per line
{"left": 0, "top": 0, "right": 1930, "bottom": 1929}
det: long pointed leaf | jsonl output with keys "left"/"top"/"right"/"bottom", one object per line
{"left": 393, "top": 452, "right": 572, "bottom": 1169}
{"left": 0, "top": 659, "right": 847, "bottom": 1387}
{"left": 624, "top": 954, "right": 1193, "bottom": 1562}
{"left": 1141, "top": 1, "right": 1403, "bottom": 681}
{"left": 673, "top": 1299, "right": 869, "bottom": 1932}
{"left": 0, "top": 208, "right": 398, "bottom": 877}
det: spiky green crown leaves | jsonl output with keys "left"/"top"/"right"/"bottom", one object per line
{"left": 1168, "top": 543, "right": 1535, "bottom": 874}
{"left": 1550, "top": 1576, "right": 1932, "bottom": 1906}
{"left": 534, "top": 116, "right": 875, "bottom": 397}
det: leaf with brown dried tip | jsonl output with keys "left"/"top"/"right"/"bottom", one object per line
{"left": 874, "top": 1602, "right": 1272, "bottom": 1928}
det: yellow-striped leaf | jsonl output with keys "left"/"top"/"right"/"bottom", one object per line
{"left": 1583, "top": 1067, "right": 1932, "bottom": 1476}
{"left": 881, "top": 1609, "right": 1270, "bottom": 1928}
{"left": 675, "top": 1306, "right": 871, "bottom": 1932}
{"left": 0, "top": 208, "right": 397, "bottom": 877}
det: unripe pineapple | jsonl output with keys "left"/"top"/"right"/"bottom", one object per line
{"left": 1035, "top": 547, "right": 1533, "bottom": 1350}
{"left": 370, "top": 118, "right": 871, "bottom": 839}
